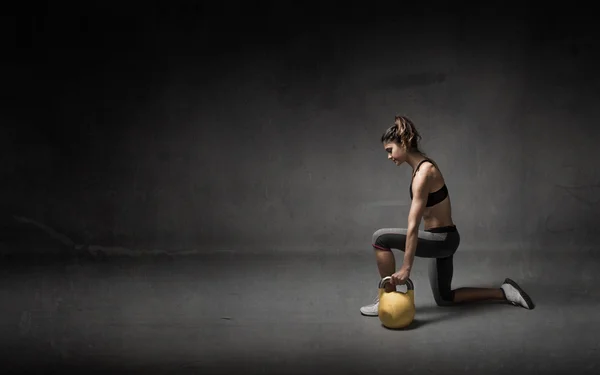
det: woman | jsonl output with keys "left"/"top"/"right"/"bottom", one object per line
{"left": 360, "top": 116, "right": 534, "bottom": 316}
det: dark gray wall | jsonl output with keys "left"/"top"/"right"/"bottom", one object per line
{"left": 3, "top": 2, "right": 599, "bottom": 256}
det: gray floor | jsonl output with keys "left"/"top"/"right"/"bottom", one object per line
{"left": 1, "top": 249, "right": 599, "bottom": 374}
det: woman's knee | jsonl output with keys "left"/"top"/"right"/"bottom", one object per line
{"left": 432, "top": 289, "right": 456, "bottom": 306}
{"left": 371, "top": 228, "right": 405, "bottom": 251}
{"left": 372, "top": 229, "right": 386, "bottom": 246}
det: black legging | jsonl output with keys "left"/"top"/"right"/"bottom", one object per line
{"left": 372, "top": 225, "right": 460, "bottom": 306}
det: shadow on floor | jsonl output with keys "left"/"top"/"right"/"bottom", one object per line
{"left": 382, "top": 301, "right": 522, "bottom": 330}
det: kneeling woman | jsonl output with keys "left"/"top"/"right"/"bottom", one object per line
{"left": 360, "top": 116, "right": 534, "bottom": 316}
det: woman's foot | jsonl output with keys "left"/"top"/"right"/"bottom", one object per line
{"left": 360, "top": 296, "right": 379, "bottom": 316}
{"left": 501, "top": 278, "right": 535, "bottom": 309}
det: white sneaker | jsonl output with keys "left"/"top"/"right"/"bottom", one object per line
{"left": 501, "top": 278, "right": 535, "bottom": 309}
{"left": 360, "top": 296, "right": 379, "bottom": 316}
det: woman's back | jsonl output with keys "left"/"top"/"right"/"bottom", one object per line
{"left": 410, "top": 158, "right": 454, "bottom": 230}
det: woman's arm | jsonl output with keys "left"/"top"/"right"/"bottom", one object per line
{"left": 403, "top": 170, "right": 431, "bottom": 270}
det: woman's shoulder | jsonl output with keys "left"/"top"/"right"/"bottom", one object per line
{"left": 420, "top": 158, "right": 444, "bottom": 180}
{"left": 421, "top": 158, "right": 441, "bottom": 172}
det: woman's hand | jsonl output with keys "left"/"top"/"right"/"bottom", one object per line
{"left": 391, "top": 266, "right": 411, "bottom": 286}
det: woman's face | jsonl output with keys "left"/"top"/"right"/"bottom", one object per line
{"left": 383, "top": 142, "right": 406, "bottom": 166}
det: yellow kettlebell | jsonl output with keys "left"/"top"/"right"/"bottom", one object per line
{"left": 377, "top": 276, "right": 416, "bottom": 329}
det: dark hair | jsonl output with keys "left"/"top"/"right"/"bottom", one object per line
{"left": 381, "top": 115, "right": 423, "bottom": 153}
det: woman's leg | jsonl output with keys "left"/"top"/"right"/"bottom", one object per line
{"left": 453, "top": 288, "right": 505, "bottom": 302}
{"left": 362, "top": 227, "right": 533, "bottom": 315}
{"left": 372, "top": 227, "right": 506, "bottom": 305}
{"left": 429, "top": 256, "right": 505, "bottom": 305}
{"left": 360, "top": 246, "right": 397, "bottom": 315}
{"left": 360, "top": 228, "right": 415, "bottom": 315}
{"left": 374, "top": 248, "right": 396, "bottom": 293}
{"left": 370, "top": 228, "right": 456, "bottom": 294}
{"left": 430, "top": 256, "right": 535, "bottom": 308}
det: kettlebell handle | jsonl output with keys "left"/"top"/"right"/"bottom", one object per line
{"left": 379, "top": 276, "right": 414, "bottom": 290}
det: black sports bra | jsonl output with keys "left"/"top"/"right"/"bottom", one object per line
{"left": 409, "top": 159, "right": 449, "bottom": 207}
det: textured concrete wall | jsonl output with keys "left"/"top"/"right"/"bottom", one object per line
{"left": 3, "top": 2, "right": 599, "bottom": 256}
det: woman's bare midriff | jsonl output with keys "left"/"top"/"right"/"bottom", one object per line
{"left": 422, "top": 197, "right": 454, "bottom": 230}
